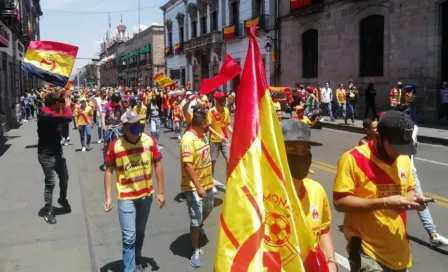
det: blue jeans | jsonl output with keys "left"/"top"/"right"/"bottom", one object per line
{"left": 337, "top": 103, "right": 346, "bottom": 119}
{"left": 408, "top": 103, "right": 418, "bottom": 123}
{"left": 78, "top": 125, "right": 92, "bottom": 147}
{"left": 150, "top": 117, "right": 160, "bottom": 142}
{"left": 118, "top": 195, "right": 153, "bottom": 272}
{"left": 96, "top": 113, "right": 103, "bottom": 141}
{"left": 345, "top": 102, "right": 356, "bottom": 123}
{"left": 413, "top": 167, "right": 436, "bottom": 235}
{"left": 321, "top": 102, "right": 333, "bottom": 119}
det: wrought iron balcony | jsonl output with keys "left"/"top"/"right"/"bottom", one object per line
{"left": 0, "top": 0, "right": 19, "bottom": 27}
{"left": 183, "top": 31, "right": 222, "bottom": 52}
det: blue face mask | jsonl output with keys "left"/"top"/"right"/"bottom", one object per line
{"left": 129, "top": 123, "right": 143, "bottom": 136}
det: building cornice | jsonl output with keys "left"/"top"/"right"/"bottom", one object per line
{"left": 160, "top": 0, "right": 186, "bottom": 13}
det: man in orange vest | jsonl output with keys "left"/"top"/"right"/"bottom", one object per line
{"left": 390, "top": 81, "right": 403, "bottom": 108}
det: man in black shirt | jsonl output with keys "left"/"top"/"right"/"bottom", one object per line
{"left": 37, "top": 93, "right": 73, "bottom": 224}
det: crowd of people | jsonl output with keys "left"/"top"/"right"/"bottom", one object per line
{"left": 31, "top": 83, "right": 447, "bottom": 272}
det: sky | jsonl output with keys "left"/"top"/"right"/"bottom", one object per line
{"left": 40, "top": 0, "right": 166, "bottom": 76}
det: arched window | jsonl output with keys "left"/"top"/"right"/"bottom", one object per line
{"left": 302, "top": 29, "right": 318, "bottom": 79}
{"left": 360, "top": 15, "right": 384, "bottom": 77}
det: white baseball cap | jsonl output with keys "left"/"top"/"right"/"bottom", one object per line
{"left": 120, "top": 111, "right": 140, "bottom": 124}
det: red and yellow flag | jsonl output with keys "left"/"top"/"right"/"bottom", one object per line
{"left": 214, "top": 26, "right": 325, "bottom": 271}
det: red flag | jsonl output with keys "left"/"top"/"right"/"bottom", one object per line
{"left": 291, "top": 0, "right": 312, "bottom": 10}
{"left": 199, "top": 54, "right": 241, "bottom": 95}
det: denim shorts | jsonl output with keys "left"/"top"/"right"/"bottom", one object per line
{"left": 210, "top": 141, "right": 231, "bottom": 161}
{"left": 185, "top": 189, "right": 214, "bottom": 227}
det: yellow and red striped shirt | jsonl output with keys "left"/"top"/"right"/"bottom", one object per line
{"left": 105, "top": 134, "right": 162, "bottom": 200}
{"left": 180, "top": 130, "right": 213, "bottom": 192}
{"left": 207, "top": 107, "right": 231, "bottom": 143}
{"left": 74, "top": 105, "right": 93, "bottom": 126}
{"left": 333, "top": 141, "right": 415, "bottom": 270}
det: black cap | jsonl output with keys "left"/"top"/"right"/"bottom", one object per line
{"left": 378, "top": 110, "right": 416, "bottom": 155}
{"left": 280, "top": 119, "right": 321, "bottom": 146}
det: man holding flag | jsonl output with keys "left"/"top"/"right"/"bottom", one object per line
{"left": 214, "top": 26, "right": 327, "bottom": 271}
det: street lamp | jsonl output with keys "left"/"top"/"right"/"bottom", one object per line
{"left": 265, "top": 41, "right": 273, "bottom": 52}
{"left": 265, "top": 35, "right": 277, "bottom": 52}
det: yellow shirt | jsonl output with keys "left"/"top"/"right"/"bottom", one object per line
{"left": 133, "top": 105, "right": 147, "bottom": 124}
{"left": 333, "top": 142, "right": 415, "bottom": 270}
{"left": 207, "top": 107, "right": 231, "bottom": 143}
{"left": 299, "top": 178, "right": 331, "bottom": 246}
{"left": 296, "top": 115, "right": 312, "bottom": 126}
{"left": 272, "top": 101, "right": 281, "bottom": 111}
{"left": 105, "top": 134, "right": 162, "bottom": 200}
{"left": 180, "top": 130, "right": 213, "bottom": 192}
{"left": 336, "top": 88, "right": 346, "bottom": 103}
{"left": 74, "top": 105, "right": 93, "bottom": 126}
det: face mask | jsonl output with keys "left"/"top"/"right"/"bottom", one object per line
{"left": 287, "top": 153, "right": 312, "bottom": 180}
{"left": 129, "top": 124, "right": 143, "bottom": 136}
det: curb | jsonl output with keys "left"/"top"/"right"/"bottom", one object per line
{"left": 321, "top": 122, "right": 448, "bottom": 147}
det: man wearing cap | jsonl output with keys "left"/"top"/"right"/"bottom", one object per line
{"left": 281, "top": 119, "right": 337, "bottom": 272}
{"left": 333, "top": 110, "right": 428, "bottom": 272}
{"left": 133, "top": 97, "right": 148, "bottom": 131}
{"left": 104, "top": 111, "right": 166, "bottom": 272}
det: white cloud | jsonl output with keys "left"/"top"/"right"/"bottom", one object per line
{"left": 93, "top": 40, "right": 103, "bottom": 45}
{"left": 150, "top": 22, "right": 162, "bottom": 26}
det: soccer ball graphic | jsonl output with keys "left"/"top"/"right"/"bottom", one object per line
{"left": 264, "top": 213, "right": 291, "bottom": 246}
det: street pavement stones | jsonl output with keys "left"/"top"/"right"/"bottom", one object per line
{"left": 0, "top": 120, "right": 228, "bottom": 272}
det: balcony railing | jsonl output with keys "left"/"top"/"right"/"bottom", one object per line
{"left": 244, "top": 14, "right": 270, "bottom": 31}
{"left": 184, "top": 31, "right": 222, "bottom": 52}
{"left": 222, "top": 23, "right": 243, "bottom": 41}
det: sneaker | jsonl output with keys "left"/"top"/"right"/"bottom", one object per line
{"left": 81, "top": 147, "right": 86, "bottom": 152}
{"left": 158, "top": 145, "right": 164, "bottom": 150}
{"left": 213, "top": 186, "right": 218, "bottom": 194}
{"left": 430, "top": 233, "right": 448, "bottom": 246}
{"left": 190, "top": 249, "right": 201, "bottom": 268}
{"left": 66, "top": 137, "right": 70, "bottom": 142}
{"left": 97, "top": 139, "right": 103, "bottom": 144}
{"left": 308, "top": 169, "right": 315, "bottom": 174}
{"left": 44, "top": 210, "right": 57, "bottom": 224}
{"left": 86, "top": 145, "right": 91, "bottom": 151}
{"left": 58, "top": 198, "right": 72, "bottom": 213}
{"left": 177, "top": 134, "right": 181, "bottom": 140}
{"left": 136, "top": 264, "right": 145, "bottom": 272}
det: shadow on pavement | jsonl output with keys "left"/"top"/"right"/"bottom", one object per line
{"left": 38, "top": 207, "right": 71, "bottom": 217}
{"left": 100, "top": 257, "right": 160, "bottom": 272}
{"left": 173, "top": 192, "right": 186, "bottom": 203}
{"left": 25, "top": 144, "right": 38, "bottom": 149}
{"left": 0, "top": 135, "right": 21, "bottom": 156}
{"left": 408, "top": 235, "right": 448, "bottom": 255}
{"left": 214, "top": 197, "right": 223, "bottom": 207}
{"left": 0, "top": 144, "right": 11, "bottom": 157}
{"left": 170, "top": 233, "right": 193, "bottom": 259}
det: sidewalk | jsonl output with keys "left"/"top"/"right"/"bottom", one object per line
{"left": 320, "top": 119, "right": 448, "bottom": 146}
{"left": 0, "top": 121, "right": 94, "bottom": 272}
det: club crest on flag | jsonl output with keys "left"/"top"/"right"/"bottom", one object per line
{"left": 40, "top": 53, "right": 56, "bottom": 71}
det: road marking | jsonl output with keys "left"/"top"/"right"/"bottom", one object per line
{"left": 415, "top": 157, "right": 448, "bottom": 167}
{"left": 336, "top": 253, "right": 350, "bottom": 270}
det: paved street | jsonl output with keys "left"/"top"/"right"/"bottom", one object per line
{"left": 0, "top": 120, "right": 447, "bottom": 272}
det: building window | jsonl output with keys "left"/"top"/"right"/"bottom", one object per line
{"left": 179, "top": 26, "right": 184, "bottom": 43}
{"left": 254, "top": 0, "right": 264, "bottom": 17}
{"left": 231, "top": 2, "right": 239, "bottom": 25}
{"left": 192, "top": 21, "right": 198, "bottom": 38}
{"left": 302, "top": 29, "right": 318, "bottom": 78}
{"left": 211, "top": 11, "right": 218, "bottom": 32}
{"left": 168, "top": 31, "right": 173, "bottom": 49}
{"left": 360, "top": 15, "right": 384, "bottom": 77}
{"left": 201, "top": 16, "right": 207, "bottom": 35}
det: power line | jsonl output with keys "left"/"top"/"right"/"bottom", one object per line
{"left": 42, "top": 5, "right": 160, "bottom": 15}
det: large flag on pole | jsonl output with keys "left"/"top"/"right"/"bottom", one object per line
{"left": 22, "top": 41, "right": 78, "bottom": 88}
{"left": 214, "top": 26, "right": 324, "bottom": 271}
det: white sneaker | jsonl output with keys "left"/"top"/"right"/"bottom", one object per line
{"left": 213, "top": 187, "right": 218, "bottom": 194}
{"left": 430, "top": 233, "right": 448, "bottom": 246}
{"left": 81, "top": 147, "right": 86, "bottom": 152}
{"left": 97, "top": 139, "right": 103, "bottom": 144}
{"left": 177, "top": 134, "right": 181, "bottom": 140}
{"left": 158, "top": 145, "right": 164, "bottom": 150}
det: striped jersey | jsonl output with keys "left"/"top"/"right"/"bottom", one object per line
{"left": 105, "top": 133, "right": 162, "bottom": 200}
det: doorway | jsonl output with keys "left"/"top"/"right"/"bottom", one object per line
{"left": 440, "top": 2, "right": 448, "bottom": 117}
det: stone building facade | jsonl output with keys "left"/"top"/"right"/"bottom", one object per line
{"left": 0, "top": 0, "right": 43, "bottom": 137}
{"left": 161, "top": 0, "right": 278, "bottom": 91}
{"left": 278, "top": 0, "right": 448, "bottom": 121}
